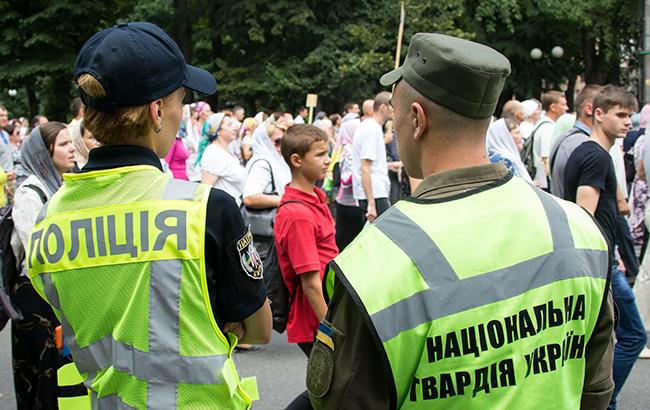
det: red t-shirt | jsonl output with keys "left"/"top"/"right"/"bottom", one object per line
{"left": 274, "top": 185, "right": 339, "bottom": 343}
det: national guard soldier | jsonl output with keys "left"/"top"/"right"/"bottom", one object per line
{"left": 306, "top": 33, "right": 614, "bottom": 409}
{"left": 27, "top": 22, "right": 271, "bottom": 409}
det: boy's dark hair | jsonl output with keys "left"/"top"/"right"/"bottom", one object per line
{"left": 281, "top": 124, "right": 328, "bottom": 168}
{"left": 592, "top": 85, "right": 638, "bottom": 115}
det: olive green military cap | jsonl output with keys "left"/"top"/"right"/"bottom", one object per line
{"left": 380, "top": 33, "right": 511, "bottom": 119}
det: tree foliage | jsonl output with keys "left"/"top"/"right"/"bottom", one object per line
{"left": 0, "top": 0, "right": 640, "bottom": 120}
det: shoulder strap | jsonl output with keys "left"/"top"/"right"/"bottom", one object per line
{"left": 277, "top": 200, "right": 310, "bottom": 211}
{"left": 249, "top": 158, "right": 276, "bottom": 194}
{"left": 529, "top": 119, "right": 551, "bottom": 142}
{"left": 549, "top": 127, "right": 590, "bottom": 173}
{"left": 23, "top": 184, "right": 48, "bottom": 204}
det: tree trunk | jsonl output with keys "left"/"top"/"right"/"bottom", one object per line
{"left": 581, "top": 28, "right": 608, "bottom": 84}
{"left": 25, "top": 84, "right": 38, "bottom": 119}
{"left": 566, "top": 76, "right": 576, "bottom": 110}
{"left": 172, "top": 0, "right": 192, "bottom": 62}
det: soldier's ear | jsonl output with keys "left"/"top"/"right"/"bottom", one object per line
{"left": 411, "top": 102, "right": 427, "bottom": 141}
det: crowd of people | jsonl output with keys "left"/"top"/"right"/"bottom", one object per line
{"left": 1, "top": 22, "right": 649, "bottom": 410}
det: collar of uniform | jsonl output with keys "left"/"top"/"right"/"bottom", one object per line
{"left": 82, "top": 145, "right": 163, "bottom": 173}
{"left": 412, "top": 163, "right": 509, "bottom": 200}
{"left": 282, "top": 184, "right": 326, "bottom": 205}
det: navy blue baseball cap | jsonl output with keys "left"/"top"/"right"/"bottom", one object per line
{"left": 74, "top": 22, "right": 216, "bottom": 113}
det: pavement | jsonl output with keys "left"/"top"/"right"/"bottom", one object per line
{"left": 1, "top": 326, "right": 649, "bottom": 409}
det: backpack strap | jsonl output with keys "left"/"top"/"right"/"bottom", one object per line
{"left": 278, "top": 200, "right": 306, "bottom": 210}
{"left": 248, "top": 158, "right": 277, "bottom": 195}
{"left": 23, "top": 184, "right": 48, "bottom": 204}
{"left": 549, "top": 126, "right": 590, "bottom": 174}
{"left": 528, "top": 119, "right": 552, "bottom": 143}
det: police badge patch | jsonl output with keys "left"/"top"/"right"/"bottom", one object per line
{"left": 237, "top": 228, "right": 263, "bottom": 280}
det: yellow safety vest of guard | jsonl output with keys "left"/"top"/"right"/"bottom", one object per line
{"left": 321, "top": 175, "right": 609, "bottom": 409}
{"left": 27, "top": 165, "right": 258, "bottom": 409}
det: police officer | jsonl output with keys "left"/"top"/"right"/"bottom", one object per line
{"left": 27, "top": 22, "right": 271, "bottom": 409}
{"left": 306, "top": 33, "right": 614, "bottom": 409}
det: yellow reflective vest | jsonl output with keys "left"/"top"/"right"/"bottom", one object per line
{"left": 324, "top": 175, "right": 609, "bottom": 408}
{"left": 28, "top": 165, "right": 257, "bottom": 409}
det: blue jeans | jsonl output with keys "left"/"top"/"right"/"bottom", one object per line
{"left": 608, "top": 265, "right": 648, "bottom": 409}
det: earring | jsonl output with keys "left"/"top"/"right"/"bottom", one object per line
{"left": 154, "top": 122, "right": 162, "bottom": 133}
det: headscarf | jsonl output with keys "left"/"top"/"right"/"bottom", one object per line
{"left": 21, "top": 127, "right": 62, "bottom": 195}
{"left": 552, "top": 113, "right": 576, "bottom": 142}
{"left": 239, "top": 117, "right": 257, "bottom": 138}
{"left": 640, "top": 104, "right": 650, "bottom": 129}
{"left": 69, "top": 121, "right": 90, "bottom": 168}
{"left": 254, "top": 111, "right": 266, "bottom": 126}
{"left": 335, "top": 113, "right": 360, "bottom": 148}
{"left": 486, "top": 118, "right": 532, "bottom": 182}
{"left": 194, "top": 101, "right": 209, "bottom": 118}
{"left": 247, "top": 119, "right": 291, "bottom": 193}
{"left": 195, "top": 113, "right": 226, "bottom": 166}
{"left": 522, "top": 99, "right": 539, "bottom": 119}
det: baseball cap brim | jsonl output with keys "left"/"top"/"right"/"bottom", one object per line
{"left": 184, "top": 64, "right": 217, "bottom": 96}
{"left": 379, "top": 67, "right": 403, "bottom": 87}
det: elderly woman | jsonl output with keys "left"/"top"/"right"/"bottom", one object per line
{"left": 486, "top": 117, "right": 532, "bottom": 182}
{"left": 200, "top": 113, "right": 246, "bottom": 204}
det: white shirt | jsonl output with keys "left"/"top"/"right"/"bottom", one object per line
{"left": 352, "top": 118, "right": 390, "bottom": 200}
{"left": 200, "top": 144, "right": 246, "bottom": 205}
{"left": 294, "top": 115, "right": 305, "bottom": 124}
{"left": 243, "top": 159, "right": 289, "bottom": 198}
{"left": 532, "top": 117, "right": 555, "bottom": 189}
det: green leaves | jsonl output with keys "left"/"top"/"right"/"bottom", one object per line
{"left": 0, "top": 0, "right": 639, "bottom": 120}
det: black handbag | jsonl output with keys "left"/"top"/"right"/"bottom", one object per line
{"left": 240, "top": 159, "right": 278, "bottom": 239}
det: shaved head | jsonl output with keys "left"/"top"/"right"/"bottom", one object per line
{"left": 392, "top": 80, "right": 491, "bottom": 178}
{"left": 502, "top": 100, "right": 524, "bottom": 123}
{"left": 362, "top": 99, "right": 374, "bottom": 117}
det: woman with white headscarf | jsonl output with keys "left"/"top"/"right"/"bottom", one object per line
{"left": 242, "top": 117, "right": 291, "bottom": 208}
{"left": 241, "top": 116, "right": 290, "bottom": 258}
{"left": 486, "top": 117, "right": 532, "bottom": 182}
{"left": 200, "top": 112, "right": 246, "bottom": 205}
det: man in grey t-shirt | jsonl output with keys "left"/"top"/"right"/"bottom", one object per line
{"left": 549, "top": 85, "right": 602, "bottom": 198}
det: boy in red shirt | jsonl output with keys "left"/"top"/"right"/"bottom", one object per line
{"left": 274, "top": 124, "right": 339, "bottom": 357}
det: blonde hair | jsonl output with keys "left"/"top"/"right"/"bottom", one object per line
{"left": 77, "top": 74, "right": 154, "bottom": 144}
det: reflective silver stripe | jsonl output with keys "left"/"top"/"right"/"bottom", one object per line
{"left": 148, "top": 382, "right": 178, "bottom": 409}
{"left": 91, "top": 392, "right": 137, "bottom": 410}
{"left": 147, "top": 259, "right": 179, "bottom": 406}
{"left": 53, "top": 259, "right": 227, "bottom": 385}
{"left": 71, "top": 335, "right": 227, "bottom": 384}
{"left": 35, "top": 201, "right": 49, "bottom": 225}
{"left": 370, "top": 248, "right": 608, "bottom": 342}
{"left": 374, "top": 207, "right": 458, "bottom": 287}
{"left": 149, "top": 259, "right": 181, "bottom": 354}
{"left": 42, "top": 273, "right": 79, "bottom": 351}
{"left": 42, "top": 273, "right": 96, "bottom": 389}
{"left": 43, "top": 260, "right": 228, "bottom": 410}
{"left": 162, "top": 179, "right": 198, "bottom": 201}
{"left": 532, "top": 186, "right": 575, "bottom": 250}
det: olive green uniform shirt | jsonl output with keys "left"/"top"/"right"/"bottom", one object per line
{"left": 307, "top": 164, "right": 614, "bottom": 409}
